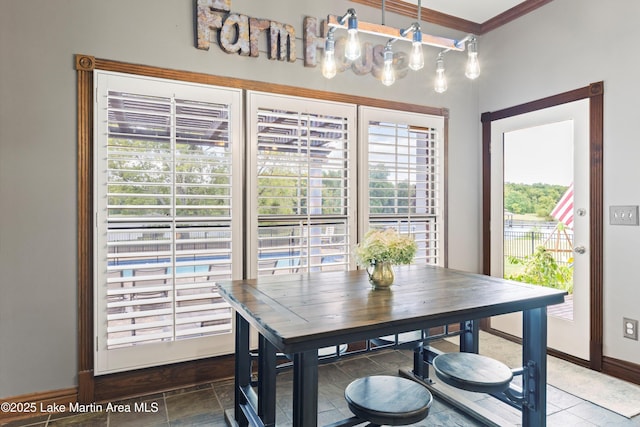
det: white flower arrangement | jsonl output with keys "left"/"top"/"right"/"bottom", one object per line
{"left": 354, "top": 228, "right": 417, "bottom": 266}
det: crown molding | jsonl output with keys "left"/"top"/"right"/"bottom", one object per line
{"left": 349, "top": 0, "right": 553, "bottom": 35}
{"left": 481, "top": 0, "right": 554, "bottom": 33}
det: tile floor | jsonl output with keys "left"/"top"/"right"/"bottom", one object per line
{"left": 3, "top": 348, "right": 640, "bottom": 427}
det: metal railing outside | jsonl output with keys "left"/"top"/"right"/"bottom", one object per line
{"left": 504, "top": 227, "right": 573, "bottom": 266}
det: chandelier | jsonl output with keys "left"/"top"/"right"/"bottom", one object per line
{"left": 322, "top": 1, "right": 480, "bottom": 92}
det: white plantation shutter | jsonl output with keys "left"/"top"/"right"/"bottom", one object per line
{"left": 93, "top": 75, "right": 443, "bottom": 374}
{"left": 248, "top": 92, "right": 357, "bottom": 276}
{"left": 95, "top": 71, "right": 241, "bottom": 374}
{"left": 360, "top": 107, "right": 444, "bottom": 266}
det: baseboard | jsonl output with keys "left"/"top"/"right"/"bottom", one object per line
{"left": 0, "top": 387, "right": 77, "bottom": 424}
{"left": 603, "top": 355, "right": 640, "bottom": 386}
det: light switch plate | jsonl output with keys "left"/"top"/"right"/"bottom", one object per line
{"left": 610, "top": 205, "right": 639, "bottom": 225}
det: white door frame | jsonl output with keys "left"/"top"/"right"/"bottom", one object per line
{"left": 481, "top": 82, "right": 604, "bottom": 369}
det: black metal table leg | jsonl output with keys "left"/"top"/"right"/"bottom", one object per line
{"left": 413, "top": 342, "right": 425, "bottom": 379}
{"left": 460, "top": 319, "right": 479, "bottom": 354}
{"left": 235, "top": 312, "right": 250, "bottom": 427}
{"left": 292, "top": 350, "right": 319, "bottom": 427}
{"left": 523, "top": 307, "right": 547, "bottom": 427}
{"left": 258, "top": 335, "right": 277, "bottom": 426}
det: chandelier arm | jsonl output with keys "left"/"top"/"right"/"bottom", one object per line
{"left": 337, "top": 8, "right": 357, "bottom": 25}
{"left": 399, "top": 22, "right": 419, "bottom": 38}
{"left": 327, "top": 14, "right": 464, "bottom": 51}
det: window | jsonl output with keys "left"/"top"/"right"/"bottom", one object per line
{"left": 80, "top": 57, "right": 450, "bottom": 394}
{"left": 94, "top": 71, "right": 242, "bottom": 374}
{"left": 247, "top": 92, "right": 357, "bottom": 277}
{"left": 90, "top": 70, "right": 445, "bottom": 376}
{"left": 359, "top": 107, "right": 444, "bottom": 266}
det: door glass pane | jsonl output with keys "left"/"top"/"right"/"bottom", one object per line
{"left": 502, "top": 121, "right": 574, "bottom": 320}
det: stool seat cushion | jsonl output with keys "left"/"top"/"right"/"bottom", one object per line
{"left": 432, "top": 352, "right": 513, "bottom": 394}
{"left": 345, "top": 375, "right": 432, "bottom": 426}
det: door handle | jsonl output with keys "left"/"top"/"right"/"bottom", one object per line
{"left": 574, "top": 246, "right": 586, "bottom": 254}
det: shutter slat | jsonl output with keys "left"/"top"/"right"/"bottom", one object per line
{"left": 175, "top": 312, "right": 232, "bottom": 326}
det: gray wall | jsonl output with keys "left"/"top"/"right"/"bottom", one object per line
{"left": 479, "top": 0, "right": 640, "bottom": 365}
{"left": 0, "top": 0, "right": 481, "bottom": 397}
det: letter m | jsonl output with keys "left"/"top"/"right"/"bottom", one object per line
{"left": 269, "top": 22, "right": 296, "bottom": 62}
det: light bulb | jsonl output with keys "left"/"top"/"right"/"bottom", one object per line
{"left": 465, "top": 38, "right": 480, "bottom": 80}
{"left": 434, "top": 69, "right": 447, "bottom": 93}
{"left": 345, "top": 15, "right": 361, "bottom": 60}
{"left": 434, "top": 56, "right": 447, "bottom": 93}
{"left": 381, "top": 47, "right": 395, "bottom": 86}
{"left": 322, "top": 50, "right": 337, "bottom": 79}
{"left": 409, "top": 30, "right": 424, "bottom": 71}
{"left": 322, "top": 33, "right": 337, "bottom": 79}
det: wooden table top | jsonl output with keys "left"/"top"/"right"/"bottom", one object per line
{"left": 218, "top": 265, "right": 567, "bottom": 353}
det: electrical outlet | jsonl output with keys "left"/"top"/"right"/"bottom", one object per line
{"left": 623, "top": 318, "right": 638, "bottom": 340}
{"left": 610, "top": 205, "right": 639, "bottom": 225}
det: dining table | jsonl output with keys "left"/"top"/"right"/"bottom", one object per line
{"left": 217, "top": 264, "right": 567, "bottom": 427}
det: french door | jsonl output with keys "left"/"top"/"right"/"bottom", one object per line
{"left": 482, "top": 82, "right": 603, "bottom": 369}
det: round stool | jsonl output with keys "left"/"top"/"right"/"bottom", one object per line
{"left": 432, "top": 352, "right": 513, "bottom": 394}
{"left": 344, "top": 375, "right": 432, "bottom": 426}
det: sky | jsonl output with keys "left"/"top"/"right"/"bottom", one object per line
{"left": 503, "top": 120, "right": 574, "bottom": 186}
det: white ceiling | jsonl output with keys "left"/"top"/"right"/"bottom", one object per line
{"left": 401, "top": 0, "right": 527, "bottom": 23}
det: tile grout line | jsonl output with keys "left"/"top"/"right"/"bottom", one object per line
{"left": 162, "top": 390, "right": 169, "bottom": 426}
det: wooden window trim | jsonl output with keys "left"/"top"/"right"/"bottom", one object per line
{"left": 75, "top": 54, "right": 449, "bottom": 402}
